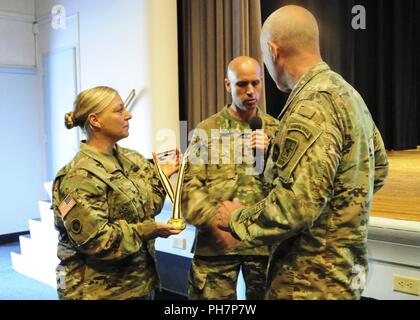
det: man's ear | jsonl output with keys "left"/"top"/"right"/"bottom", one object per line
{"left": 225, "top": 78, "right": 231, "bottom": 93}
{"left": 267, "top": 40, "right": 279, "bottom": 61}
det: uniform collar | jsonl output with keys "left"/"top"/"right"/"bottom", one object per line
{"left": 79, "top": 141, "right": 133, "bottom": 174}
{"left": 223, "top": 104, "right": 263, "bottom": 124}
{"left": 278, "top": 62, "right": 330, "bottom": 120}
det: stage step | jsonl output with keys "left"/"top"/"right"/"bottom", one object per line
{"left": 28, "top": 219, "right": 58, "bottom": 243}
{"left": 18, "top": 234, "right": 58, "bottom": 262}
{"left": 11, "top": 184, "right": 60, "bottom": 289}
{"left": 11, "top": 251, "right": 58, "bottom": 288}
{"left": 38, "top": 200, "right": 55, "bottom": 227}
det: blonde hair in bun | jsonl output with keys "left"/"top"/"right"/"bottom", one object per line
{"left": 64, "top": 112, "right": 76, "bottom": 129}
{"left": 65, "top": 86, "right": 118, "bottom": 131}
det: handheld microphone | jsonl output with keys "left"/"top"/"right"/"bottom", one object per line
{"left": 247, "top": 117, "right": 264, "bottom": 174}
{"left": 247, "top": 117, "right": 263, "bottom": 132}
{"left": 247, "top": 116, "right": 263, "bottom": 153}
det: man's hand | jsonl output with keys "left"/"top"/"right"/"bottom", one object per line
{"left": 216, "top": 198, "right": 243, "bottom": 232}
{"left": 211, "top": 222, "right": 240, "bottom": 250}
{"left": 251, "top": 130, "right": 269, "bottom": 157}
{"left": 152, "top": 149, "right": 181, "bottom": 178}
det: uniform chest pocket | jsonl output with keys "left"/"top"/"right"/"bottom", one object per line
{"left": 108, "top": 191, "right": 145, "bottom": 223}
{"left": 276, "top": 116, "right": 323, "bottom": 183}
{"left": 206, "top": 164, "right": 237, "bottom": 200}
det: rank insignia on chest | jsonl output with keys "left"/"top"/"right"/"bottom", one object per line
{"left": 278, "top": 137, "right": 298, "bottom": 168}
{"left": 58, "top": 194, "right": 76, "bottom": 218}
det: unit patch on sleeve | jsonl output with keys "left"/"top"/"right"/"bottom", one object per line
{"left": 278, "top": 137, "right": 298, "bottom": 168}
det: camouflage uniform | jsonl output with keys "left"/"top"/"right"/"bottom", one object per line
{"left": 182, "top": 105, "right": 280, "bottom": 299}
{"left": 229, "top": 63, "right": 389, "bottom": 300}
{"left": 52, "top": 142, "right": 166, "bottom": 300}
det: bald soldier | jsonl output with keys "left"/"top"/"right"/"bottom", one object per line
{"left": 216, "top": 6, "right": 389, "bottom": 300}
{"left": 181, "top": 56, "right": 280, "bottom": 300}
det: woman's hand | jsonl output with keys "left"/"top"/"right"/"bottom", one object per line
{"left": 155, "top": 222, "right": 182, "bottom": 238}
{"left": 152, "top": 149, "right": 181, "bottom": 178}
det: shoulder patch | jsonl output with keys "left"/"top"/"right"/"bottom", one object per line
{"left": 294, "top": 101, "right": 326, "bottom": 125}
{"left": 58, "top": 194, "right": 76, "bottom": 218}
{"left": 298, "top": 105, "right": 316, "bottom": 119}
{"left": 70, "top": 219, "right": 82, "bottom": 234}
{"left": 278, "top": 137, "right": 298, "bottom": 168}
{"left": 288, "top": 123, "right": 312, "bottom": 140}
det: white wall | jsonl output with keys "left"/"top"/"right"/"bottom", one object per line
{"left": 0, "top": 0, "right": 36, "bottom": 67}
{"left": 35, "top": 0, "right": 180, "bottom": 157}
{"left": 0, "top": 0, "right": 34, "bottom": 15}
{"left": 148, "top": 0, "right": 180, "bottom": 153}
{"left": 363, "top": 240, "right": 420, "bottom": 300}
{"left": 0, "top": 71, "right": 45, "bottom": 234}
{"left": 0, "top": 0, "right": 46, "bottom": 235}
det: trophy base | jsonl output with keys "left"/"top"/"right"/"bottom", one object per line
{"left": 167, "top": 218, "right": 186, "bottom": 230}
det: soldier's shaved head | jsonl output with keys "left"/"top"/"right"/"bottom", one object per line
{"left": 227, "top": 56, "right": 261, "bottom": 81}
{"left": 261, "top": 5, "right": 320, "bottom": 56}
{"left": 224, "top": 56, "right": 263, "bottom": 119}
{"left": 260, "top": 5, "right": 323, "bottom": 92}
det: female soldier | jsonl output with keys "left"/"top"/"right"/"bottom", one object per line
{"left": 52, "top": 86, "right": 180, "bottom": 300}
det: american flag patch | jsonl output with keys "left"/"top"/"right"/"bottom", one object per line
{"left": 58, "top": 194, "right": 76, "bottom": 218}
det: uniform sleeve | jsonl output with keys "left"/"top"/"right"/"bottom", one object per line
{"left": 58, "top": 169, "right": 158, "bottom": 262}
{"left": 372, "top": 127, "right": 389, "bottom": 193}
{"left": 181, "top": 133, "right": 219, "bottom": 229}
{"left": 230, "top": 116, "right": 342, "bottom": 245}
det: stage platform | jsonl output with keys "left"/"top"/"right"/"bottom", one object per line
{"left": 371, "top": 147, "right": 420, "bottom": 222}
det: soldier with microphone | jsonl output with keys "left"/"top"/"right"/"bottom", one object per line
{"left": 181, "top": 56, "right": 279, "bottom": 300}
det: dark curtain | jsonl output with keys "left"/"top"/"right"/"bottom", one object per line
{"left": 261, "top": 0, "right": 420, "bottom": 150}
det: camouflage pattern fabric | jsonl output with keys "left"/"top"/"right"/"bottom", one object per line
{"left": 182, "top": 105, "right": 279, "bottom": 300}
{"left": 52, "top": 142, "right": 166, "bottom": 300}
{"left": 182, "top": 105, "right": 280, "bottom": 256}
{"left": 189, "top": 255, "right": 268, "bottom": 300}
{"left": 229, "top": 63, "right": 389, "bottom": 300}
